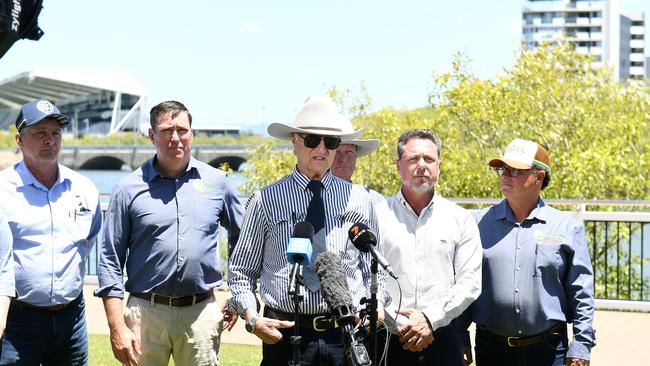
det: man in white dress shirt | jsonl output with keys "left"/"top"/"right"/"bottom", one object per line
{"left": 377, "top": 129, "right": 482, "bottom": 365}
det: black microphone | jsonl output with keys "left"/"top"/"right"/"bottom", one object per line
{"left": 287, "top": 222, "right": 314, "bottom": 296}
{"left": 315, "top": 252, "right": 371, "bottom": 366}
{"left": 348, "top": 222, "right": 398, "bottom": 279}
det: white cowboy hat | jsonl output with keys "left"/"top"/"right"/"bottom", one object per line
{"left": 339, "top": 138, "right": 379, "bottom": 156}
{"left": 267, "top": 95, "right": 364, "bottom": 140}
{"left": 339, "top": 120, "right": 379, "bottom": 156}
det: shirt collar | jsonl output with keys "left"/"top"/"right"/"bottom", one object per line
{"left": 290, "top": 165, "right": 334, "bottom": 191}
{"left": 395, "top": 188, "right": 436, "bottom": 216}
{"left": 14, "top": 161, "right": 67, "bottom": 190}
{"left": 494, "top": 197, "right": 548, "bottom": 223}
{"left": 142, "top": 156, "right": 198, "bottom": 182}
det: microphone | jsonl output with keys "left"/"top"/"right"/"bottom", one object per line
{"left": 348, "top": 222, "right": 398, "bottom": 279}
{"left": 315, "top": 252, "right": 371, "bottom": 366}
{"left": 287, "top": 222, "right": 314, "bottom": 296}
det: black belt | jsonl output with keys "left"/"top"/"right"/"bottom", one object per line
{"left": 483, "top": 322, "right": 566, "bottom": 348}
{"left": 12, "top": 299, "right": 70, "bottom": 311}
{"left": 131, "top": 291, "right": 213, "bottom": 307}
{"left": 264, "top": 307, "right": 339, "bottom": 332}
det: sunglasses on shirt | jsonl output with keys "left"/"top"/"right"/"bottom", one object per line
{"left": 298, "top": 133, "right": 341, "bottom": 150}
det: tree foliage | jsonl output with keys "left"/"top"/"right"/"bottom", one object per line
{"left": 243, "top": 43, "right": 650, "bottom": 202}
{"left": 430, "top": 43, "right": 650, "bottom": 200}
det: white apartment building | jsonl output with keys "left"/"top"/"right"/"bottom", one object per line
{"left": 522, "top": 0, "right": 646, "bottom": 80}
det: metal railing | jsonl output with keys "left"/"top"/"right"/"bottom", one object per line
{"left": 86, "top": 198, "right": 650, "bottom": 308}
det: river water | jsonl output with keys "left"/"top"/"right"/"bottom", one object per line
{"left": 79, "top": 169, "right": 247, "bottom": 196}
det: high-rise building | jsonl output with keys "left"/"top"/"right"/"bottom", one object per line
{"left": 522, "top": 0, "right": 646, "bottom": 80}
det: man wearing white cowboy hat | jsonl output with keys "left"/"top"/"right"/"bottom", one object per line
{"left": 229, "top": 95, "right": 386, "bottom": 365}
{"left": 457, "top": 138, "right": 595, "bottom": 366}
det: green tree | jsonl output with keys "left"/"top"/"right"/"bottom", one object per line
{"left": 430, "top": 43, "right": 650, "bottom": 201}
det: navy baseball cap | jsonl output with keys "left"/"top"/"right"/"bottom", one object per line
{"left": 15, "top": 99, "right": 69, "bottom": 133}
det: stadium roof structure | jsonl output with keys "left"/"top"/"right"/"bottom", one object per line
{"left": 0, "top": 68, "right": 148, "bottom": 134}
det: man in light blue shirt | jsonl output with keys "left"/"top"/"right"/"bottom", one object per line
{"left": 0, "top": 99, "right": 102, "bottom": 365}
{"left": 458, "top": 139, "right": 595, "bottom": 366}
{"left": 96, "top": 101, "right": 243, "bottom": 366}
{"left": 0, "top": 209, "right": 14, "bottom": 339}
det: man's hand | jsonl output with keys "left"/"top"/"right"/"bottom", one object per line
{"left": 565, "top": 358, "right": 590, "bottom": 366}
{"left": 220, "top": 298, "right": 238, "bottom": 331}
{"left": 396, "top": 308, "right": 434, "bottom": 352}
{"left": 252, "top": 316, "right": 295, "bottom": 344}
{"left": 109, "top": 324, "right": 141, "bottom": 366}
{"left": 460, "top": 346, "right": 473, "bottom": 366}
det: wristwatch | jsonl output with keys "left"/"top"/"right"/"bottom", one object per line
{"left": 245, "top": 315, "right": 259, "bottom": 334}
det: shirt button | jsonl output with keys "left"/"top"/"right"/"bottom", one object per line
{"left": 516, "top": 266, "right": 520, "bottom": 271}
{"left": 515, "top": 287, "right": 520, "bottom": 293}
{"left": 516, "top": 308, "right": 520, "bottom": 313}
{"left": 517, "top": 246, "right": 521, "bottom": 250}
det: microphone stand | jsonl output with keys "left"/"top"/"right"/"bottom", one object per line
{"left": 369, "top": 259, "right": 379, "bottom": 366}
{"left": 288, "top": 266, "right": 304, "bottom": 366}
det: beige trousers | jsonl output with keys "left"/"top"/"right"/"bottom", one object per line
{"left": 124, "top": 294, "right": 224, "bottom": 366}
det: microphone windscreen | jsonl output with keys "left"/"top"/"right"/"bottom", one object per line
{"left": 293, "top": 221, "right": 315, "bottom": 241}
{"left": 315, "top": 252, "right": 353, "bottom": 310}
{"left": 347, "top": 222, "right": 377, "bottom": 252}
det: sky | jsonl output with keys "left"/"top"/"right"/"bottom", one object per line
{"left": 1, "top": 0, "right": 648, "bottom": 131}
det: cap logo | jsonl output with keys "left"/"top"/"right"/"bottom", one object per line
{"left": 503, "top": 139, "right": 537, "bottom": 165}
{"left": 36, "top": 100, "right": 55, "bottom": 114}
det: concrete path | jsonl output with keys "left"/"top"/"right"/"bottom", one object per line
{"left": 84, "top": 286, "right": 649, "bottom": 365}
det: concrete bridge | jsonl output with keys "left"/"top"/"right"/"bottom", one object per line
{"left": 58, "top": 145, "right": 258, "bottom": 171}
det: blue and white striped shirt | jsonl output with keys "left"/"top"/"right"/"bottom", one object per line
{"left": 229, "top": 167, "right": 386, "bottom": 315}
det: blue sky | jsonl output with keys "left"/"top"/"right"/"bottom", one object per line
{"left": 1, "top": 0, "right": 648, "bottom": 130}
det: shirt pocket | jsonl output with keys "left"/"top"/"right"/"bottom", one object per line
{"left": 534, "top": 241, "right": 562, "bottom": 278}
{"left": 193, "top": 196, "right": 223, "bottom": 233}
{"left": 268, "top": 212, "right": 295, "bottom": 247}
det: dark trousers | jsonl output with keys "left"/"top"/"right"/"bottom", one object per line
{"left": 474, "top": 326, "right": 568, "bottom": 366}
{"left": 261, "top": 326, "right": 346, "bottom": 366}
{"left": 0, "top": 293, "right": 88, "bottom": 366}
{"left": 382, "top": 323, "right": 463, "bottom": 366}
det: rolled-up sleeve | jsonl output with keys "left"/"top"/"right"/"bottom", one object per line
{"left": 565, "top": 222, "right": 596, "bottom": 360}
{"left": 228, "top": 192, "right": 266, "bottom": 315}
{"left": 94, "top": 185, "right": 131, "bottom": 299}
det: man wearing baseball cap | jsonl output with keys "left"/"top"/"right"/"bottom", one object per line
{"left": 458, "top": 138, "right": 596, "bottom": 366}
{"left": 0, "top": 98, "right": 102, "bottom": 364}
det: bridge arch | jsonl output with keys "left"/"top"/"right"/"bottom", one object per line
{"left": 78, "top": 156, "right": 130, "bottom": 170}
{"left": 209, "top": 156, "right": 247, "bottom": 171}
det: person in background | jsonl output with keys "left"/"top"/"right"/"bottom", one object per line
{"left": 96, "top": 100, "right": 243, "bottom": 366}
{"left": 0, "top": 98, "right": 102, "bottom": 365}
{"left": 458, "top": 138, "right": 595, "bottom": 366}
{"left": 376, "top": 129, "right": 482, "bottom": 365}
{"left": 331, "top": 135, "right": 379, "bottom": 182}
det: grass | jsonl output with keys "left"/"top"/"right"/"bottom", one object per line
{"left": 89, "top": 334, "right": 262, "bottom": 366}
